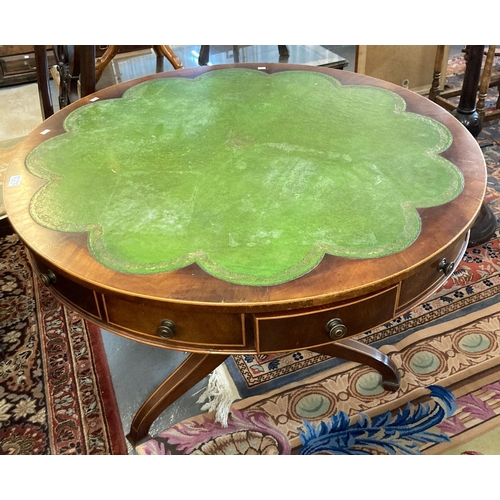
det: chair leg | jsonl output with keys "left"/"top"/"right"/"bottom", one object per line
{"left": 95, "top": 45, "right": 119, "bottom": 83}
{"left": 477, "top": 45, "right": 496, "bottom": 120}
{"left": 153, "top": 45, "right": 183, "bottom": 70}
{"left": 198, "top": 45, "right": 210, "bottom": 66}
{"left": 64, "top": 45, "right": 82, "bottom": 105}
{"left": 429, "top": 45, "right": 446, "bottom": 102}
{"left": 34, "top": 45, "right": 54, "bottom": 119}
{"left": 78, "top": 45, "right": 96, "bottom": 98}
{"left": 278, "top": 45, "right": 290, "bottom": 57}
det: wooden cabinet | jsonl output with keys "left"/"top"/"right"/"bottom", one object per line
{"left": 0, "top": 45, "right": 144, "bottom": 87}
{"left": 356, "top": 45, "right": 450, "bottom": 95}
{"left": 0, "top": 45, "right": 54, "bottom": 86}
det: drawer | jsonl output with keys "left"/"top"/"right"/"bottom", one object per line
{"left": 102, "top": 293, "right": 247, "bottom": 351}
{"left": 32, "top": 257, "right": 102, "bottom": 320}
{"left": 397, "top": 233, "right": 468, "bottom": 311}
{"left": 0, "top": 47, "right": 56, "bottom": 86}
{"left": 254, "top": 285, "right": 399, "bottom": 353}
{"left": 0, "top": 46, "right": 34, "bottom": 57}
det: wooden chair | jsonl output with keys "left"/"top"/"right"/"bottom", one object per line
{"left": 429, "top": 45, "right": 500, "bottom": 125}
{"left": 34, "top": 45, "right": 183, "bottom": 120}
{"left": 94, "top": 45, "right": 183, "bottom": 82}
{"left": 198, "top": 45, "right": 290, "bottom": 66}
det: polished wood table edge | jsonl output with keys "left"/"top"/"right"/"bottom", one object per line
{"left": 4, "top": 80, "right": 486, "bottom": 311}
{"left": 14, "top": 225, "right": 474, "bottom": 312}
{"left": 26, "top": 230, "right": 470, "bottom": 356}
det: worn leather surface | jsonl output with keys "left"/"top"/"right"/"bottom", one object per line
{"left": 26, "top": 69, "right": 463, "bottom": 285}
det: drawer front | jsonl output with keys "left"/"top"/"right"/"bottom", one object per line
{"left": 254, "top": 286, "right": 398, "bottom": 354}
{"left": 31, "top": 254, "right": 247, "bottom": 352}
{"left": 0, "top": 48, "right": 56, "bottom": 86}
{"left": 102, "top": 293, "right": 247, "bottom": 351}
{"left": 0, "top": 46, "right": 34, "bottom": 57}
{"left": 32, "top": 258, "right": 102, "bottom": 320}
{"left": 398, "top": 233, "right": 468, "bottom": 311}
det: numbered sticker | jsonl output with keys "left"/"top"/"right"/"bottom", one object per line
{"left": 8, "top": 175, "right": 22, "bottom": 186}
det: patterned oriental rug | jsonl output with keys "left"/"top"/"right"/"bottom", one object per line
{"left": 136, "top": 56, "right": 500, "bottom": 456}
{"left": 0, "top": 226, "right": 128, "bottom": 455}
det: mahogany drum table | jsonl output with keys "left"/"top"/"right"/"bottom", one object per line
{"left": 4, "top": 64, "right": 487, "bottom": 446}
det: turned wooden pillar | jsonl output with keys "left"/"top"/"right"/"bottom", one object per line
{"left": 455, "top": 46, "right": 498, "bottom": 246}
{"left": 453, "top": 45, "right": 484, "bottom": 136}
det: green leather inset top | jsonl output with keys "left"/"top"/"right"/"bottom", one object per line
{"left": 26, "top": 68, "right": 463, "bottom": 285}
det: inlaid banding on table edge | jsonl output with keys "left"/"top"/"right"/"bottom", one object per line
{"left": 29, "top": 228, "right": 469, "bottom": 355}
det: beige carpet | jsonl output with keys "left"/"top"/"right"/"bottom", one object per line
{"left": 0, "top": 83, "right": 43, "bottom": 142}
{"left": 0, "top": 137, "right": 26, "bottom": 219}
{"left": 0, "top": 79, "right": 44, "bottom": 218}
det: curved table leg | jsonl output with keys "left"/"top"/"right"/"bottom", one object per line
{"left": 313, "top": 338, "right": 401, "bottom": 391}
{"left": 127, "top": 352, "right": 229, "bottom": 446}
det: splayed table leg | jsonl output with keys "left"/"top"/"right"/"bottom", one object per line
{"left": 313, "top": 338, "right": 401, "bottom": 391}
{"left": 127, "top": 352, "right": 229, "bottom": 447}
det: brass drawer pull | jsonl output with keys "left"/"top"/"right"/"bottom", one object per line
{"left": 40, "top": 269, "right": 57, "bottom": 286}
{"left": 157, "top": 319, "right": 176, "bottom": 339}
{"left": 326, "top": 318, "right": 347, "bottom": 340}
{"left": 438, "top": 258, "right": 455, "bottom": 276}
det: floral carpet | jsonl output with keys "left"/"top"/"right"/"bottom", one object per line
{"left": 137, "top": 54, "right": 500, "bottom": 455}
{"left": 0, "top": 227, "right": 127, "bottom": 454}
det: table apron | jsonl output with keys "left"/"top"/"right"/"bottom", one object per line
{"left": 28, "top": 229, "right": 468, "bottom": 355}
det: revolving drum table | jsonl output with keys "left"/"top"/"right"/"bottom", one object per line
{"left": 4, "top": 64, "right": 486, "bottom": 446}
